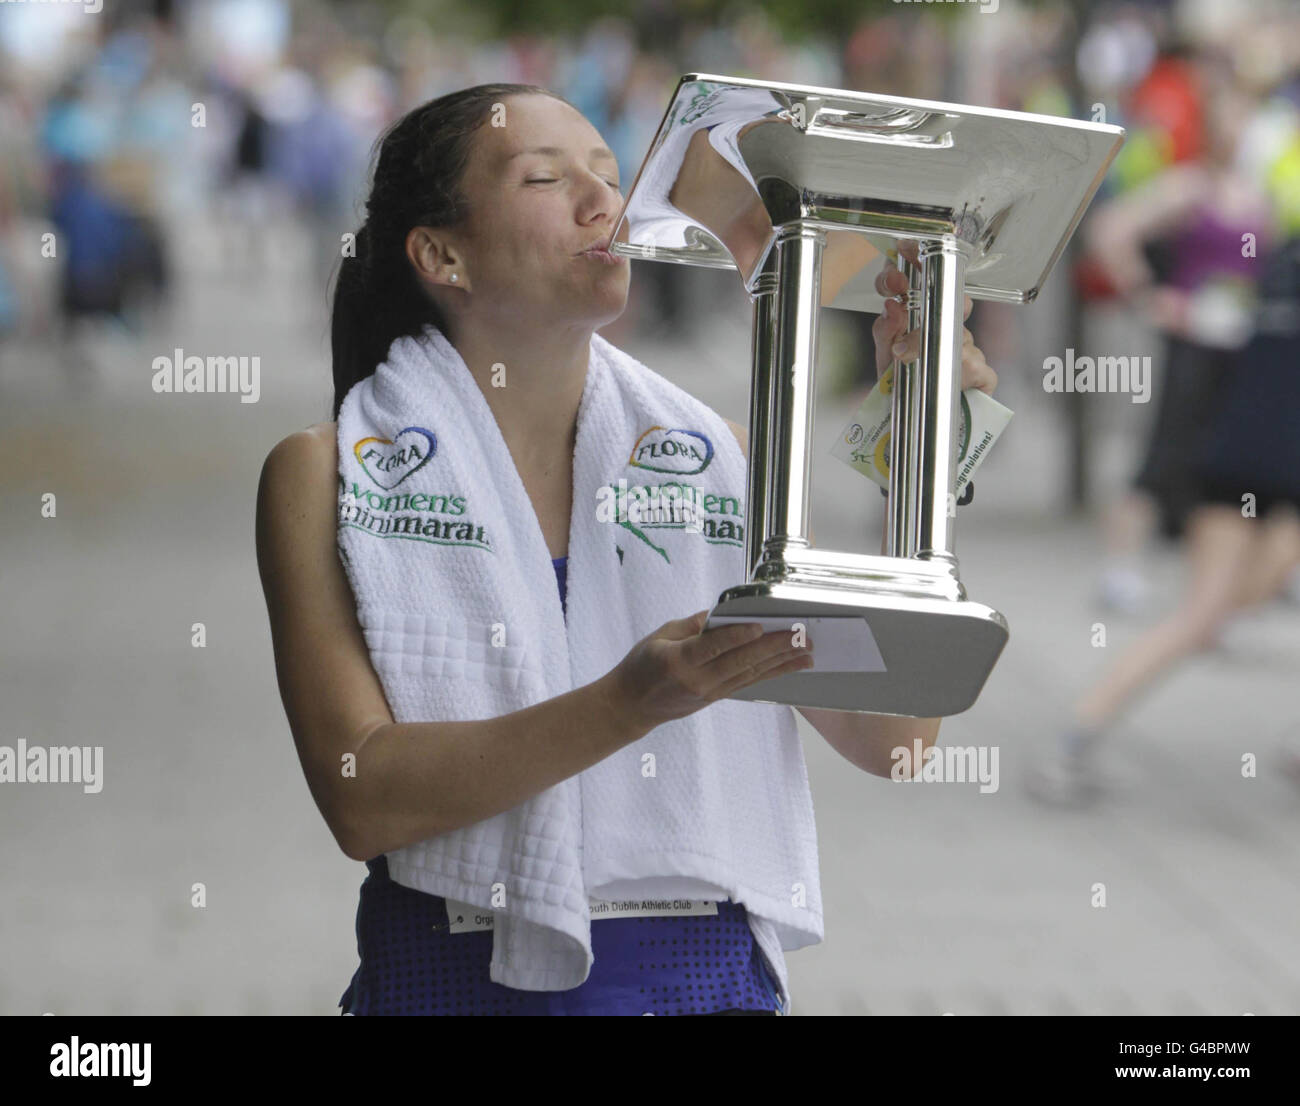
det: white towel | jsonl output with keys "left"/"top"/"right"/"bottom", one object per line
{"left": 335, "top": 323, "right": 823, "bottom": 1009}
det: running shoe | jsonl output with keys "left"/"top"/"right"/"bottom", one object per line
{"left": 1023, "top": 745, "right": 1108, "bottom": 807}
{"left": 1280, "top": 742, "right": 1300, "bottom": 791}
{"left": 1095, "top": 565, "right": 1150, "bottom": 616}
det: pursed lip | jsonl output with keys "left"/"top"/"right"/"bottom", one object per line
{"left": 575, "top": 233, "right": 628, "bottom": 266}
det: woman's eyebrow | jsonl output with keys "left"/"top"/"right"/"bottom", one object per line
{"left": 506, "top": 145, "right": 617, "bottom": 163}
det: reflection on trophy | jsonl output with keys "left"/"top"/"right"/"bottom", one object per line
{"left": 610, "top": 75, "right": 1124, "bottom": 716}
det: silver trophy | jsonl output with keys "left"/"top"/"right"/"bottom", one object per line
{"left": 610, "top": 75, "right": 1124, "bottom": 716}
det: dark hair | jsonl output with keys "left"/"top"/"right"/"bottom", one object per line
{"left": 330, "top": 83, "right": 573, "bottom": 420}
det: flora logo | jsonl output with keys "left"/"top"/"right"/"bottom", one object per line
{"left": 354, "top": 427, "right": 437, "bottom": 490}
{"left": 629, "top": 426, "right": 713, "bottom": 475}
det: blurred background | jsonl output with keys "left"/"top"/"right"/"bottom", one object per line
{"left": 2, "top": 0, "right": 1299, "bottom": 1015}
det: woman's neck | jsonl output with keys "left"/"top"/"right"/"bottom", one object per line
{"left": 447, "top": 322, "right": 591, "bottom": 467}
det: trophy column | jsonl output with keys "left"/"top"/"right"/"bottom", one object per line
{"left": 744, "top": 252, "right": 778, "bottom": 580}
{"left": 752, "top": 232, "right": 969, "bottom": 577}
{"left": 753, "top": 225, "right": 826, "bottom": 574}
{"left": 886, "top": 253, "right": 924, "bottom": 559}
{"left": 913, "top": 238, "right": 969, "bottom": 573}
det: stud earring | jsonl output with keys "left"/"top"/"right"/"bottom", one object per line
{"left": 450, "top": 273, "right": 459, "bottom": 282}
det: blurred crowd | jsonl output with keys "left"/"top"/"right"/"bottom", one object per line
{"left": 1, "top": 0, "right": 1298, "bottom": 536}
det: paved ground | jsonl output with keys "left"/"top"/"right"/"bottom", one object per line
{"left": 2, "top": 215, "right": 1298, "bottom": 1015}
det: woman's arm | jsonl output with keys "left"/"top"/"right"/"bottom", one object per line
{"left": 1085, "top": 163, "right": 1207, "bottom": 294}
{"left": 255, "top": 425, "right": 654, "bottom": 861}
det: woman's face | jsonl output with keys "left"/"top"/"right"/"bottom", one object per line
{"left": 451, "top": 94, "right": 631, "bottom": 329}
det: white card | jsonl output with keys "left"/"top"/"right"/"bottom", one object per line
{"left": 443, "top": 897, "right": 721, "bottom": 933}
{"left": 705, "top": 615, "right": 887, "bottom": 673}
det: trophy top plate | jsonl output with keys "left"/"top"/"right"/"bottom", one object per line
{"left": 610, "top": 73, "right": 1125, "bottom": 313}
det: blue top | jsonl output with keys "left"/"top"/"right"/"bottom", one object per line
{"left": 338, "top": 556, "right": 782, "bottom": 1015}
{"left": 553, "top": 555, "right": 568, "bottom": 619}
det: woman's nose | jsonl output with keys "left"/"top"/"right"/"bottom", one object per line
{"left": 577, "top": 170, "right": 620, "bottom": 219}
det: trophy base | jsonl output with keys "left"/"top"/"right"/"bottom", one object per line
{"left": 706, "top": 575, "right": 1008, "bottom": 717}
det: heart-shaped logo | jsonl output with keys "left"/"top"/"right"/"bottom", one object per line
{"left": 354, "top": 426, "right": 437, "bottom": 490}
{"left": 628, "top": 426, "right": 713, "bottom": 475}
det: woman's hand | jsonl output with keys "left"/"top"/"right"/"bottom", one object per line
{"left": 609, "top": 610, "right": 813, "bottom": 731}
{"left": 870, "top": 241, "right": 999, "bottom": 395}
{"left": 1138, "top": 284, "right": 1192, "bottom": 336}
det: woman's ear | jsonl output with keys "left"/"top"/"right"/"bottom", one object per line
{"left": 405, "top": 226, "right": 467, "bottom": 292}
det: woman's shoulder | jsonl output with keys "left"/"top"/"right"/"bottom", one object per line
{"left": 260, "top": 420, "right": 338, "bottom": 495}
{"left": 720, "top": 416, "right": 747, "bottom": 458}
{"left": 304, "top": 419, "right": 337, "bottom": 454}
{"left": 255, "top": 421, "right": 340, "bottom": 577}
{"left": 269, "top": 419, "right": 336, "bottom": 458}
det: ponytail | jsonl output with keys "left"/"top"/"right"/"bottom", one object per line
{"left": 329, "top": 83, "right": 574, "bottom": 421}
{"left": 330, "top": 223, "right": 444, "bottom": 420}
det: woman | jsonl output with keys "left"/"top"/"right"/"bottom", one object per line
{"left": 1027, "top": 227, "right": 1300, "bottom": 807}
{"left": 1089, "top": 73, "right": 1275, "bottom": 612}
{"left": 255, "top": 83, "right": 999, "bottom": 1015}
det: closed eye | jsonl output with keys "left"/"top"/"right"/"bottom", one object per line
{"left": 527, "top": 178, "right": 621, "bottom": 188}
